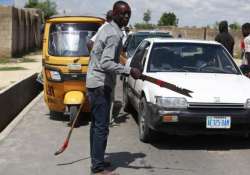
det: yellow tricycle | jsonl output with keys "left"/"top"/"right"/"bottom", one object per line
{"left": 42, "top": 15, "right": 104, "bottom": 123}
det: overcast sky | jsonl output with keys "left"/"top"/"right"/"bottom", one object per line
{"left": 14, "top": 0, "right": 250, "bottom": 27}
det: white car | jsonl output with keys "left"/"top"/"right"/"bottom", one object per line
{"left": 123, "top": 38, "right": 250, "bottom": 142}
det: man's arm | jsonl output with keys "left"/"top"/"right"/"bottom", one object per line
{"left": 100, "top": 35, "right": 131, "bottom": 75}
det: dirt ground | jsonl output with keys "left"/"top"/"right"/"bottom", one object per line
{"left": 0, "top": 53, "right": 42, "bottom": 90}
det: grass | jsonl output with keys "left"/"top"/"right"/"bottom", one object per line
{"left": 0, "top": 67, "right": 27, "bottom": 71}
{"left": 0, "top": 58, "right": 11, "bottom": 64}
{"left": 0, "top": 57, "right": 37, "bottom": 64}
{"left": 21, "top": 57, "right": 37, "bottom": 62}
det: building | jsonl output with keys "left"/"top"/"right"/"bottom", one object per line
{"left": 0, "top": 5, "right": 43, "bottom": 58}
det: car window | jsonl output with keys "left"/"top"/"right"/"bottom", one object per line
{"left": 126, "top": 32, "right": 172, "bottom": 58}
{"left": 141, "top": 48, "right": 149, "bottom": 68}
{"left": 147, "top": 42, "right": 240, "bottom": 74}
{"left": 130, "top": 41, "right": 150, "bottom": 71}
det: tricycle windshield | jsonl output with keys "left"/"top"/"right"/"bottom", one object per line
{"left": 48, "top": 23, "right": 100, "bottom": 57}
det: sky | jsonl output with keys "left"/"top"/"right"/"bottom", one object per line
{"left": 0, "top": 0, "right": 14, "bottom": 5}
{"left": 12, "top": 0, "right": 250, "bottom": 27}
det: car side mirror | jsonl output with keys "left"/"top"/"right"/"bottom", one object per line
{"left": 240, "top": 64, "right": 250, "bottom": 76}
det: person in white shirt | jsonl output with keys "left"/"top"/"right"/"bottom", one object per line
{"left": 87, "top": 10, "right": 113, "bottom": 51}
{"left": 242, "top": 23, "right": 250, "bottom": 65}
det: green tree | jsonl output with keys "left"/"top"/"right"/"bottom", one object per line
{"left": 143, "top": 9, "right": 151, "bottom": 24}
{"left": 25, "top": 0, "right": 39, "bottom": 7}
{"left": 25, "top": 0, "right": 57, "bottom": 19}
{"left": 229, "top": 22, "right": 241, "bottom": 31}
{"left": 134, "top": 23, "right": 156, "bottom": 30}
{"left": 158, "top": 12, "right": 178, "bottom": 26}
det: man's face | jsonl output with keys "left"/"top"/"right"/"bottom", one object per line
{"left": 113, "top": 4, "right": 131, "bottom": 28}
{"left": 242, "top": 28, "right": 248, "bottom": 37}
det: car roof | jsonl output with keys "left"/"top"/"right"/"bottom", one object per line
{"left": 145, "top": 38, "right": 221, "bottom": 45}
{"left": 129, "top": 30, "right": 172, "bottom": 36}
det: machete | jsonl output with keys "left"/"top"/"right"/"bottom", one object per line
{"left": 140, "top": 74, "right": 193, "bottom": 97}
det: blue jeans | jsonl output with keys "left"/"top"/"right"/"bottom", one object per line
{"left": 87, "top": 86, "right": 112, "bottom": 173}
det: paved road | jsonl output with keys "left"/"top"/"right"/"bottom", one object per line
{"left": 1, "top": 79, "right": 250, "bottom": 175}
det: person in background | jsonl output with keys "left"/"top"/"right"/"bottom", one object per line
{"left": 122, "top": 26, "right": 130, "bottom": 44}
{"left": 215, "top": 20, "right": 235, "bottom": 56}
{"left": 86, "top": 1, "right": 141, "bottom": 175}
{"left": 240, "top": 38, "right": 246, "bottom": 64}
{"left": 87, "top": 10, "right": 113, "bottom": 51}
{"left": 242, "top": 23, "right": 250, "bottom": 66}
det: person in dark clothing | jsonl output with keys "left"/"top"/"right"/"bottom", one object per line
{"left": 215, "top": 20, "right": 235, "bottom": 56}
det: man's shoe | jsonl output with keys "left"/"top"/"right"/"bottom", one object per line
{"left": 91, "top": 170, "right": 119, "bottom": 175}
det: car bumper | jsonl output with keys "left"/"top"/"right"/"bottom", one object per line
{"left": 146, "top": 103, "right": 250, "bottom": 135}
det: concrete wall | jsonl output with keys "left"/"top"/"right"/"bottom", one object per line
{"left": 0, "top": 6, "right": 42, "bottom": 58}
{"left": 0, "top": 6, "right": 12, "bottom": 58}
{"left": 158, "top": 26, "right": 242, "bottom": 56}
{"left": 0, "top": 73, "right": 42, "bottom": 132}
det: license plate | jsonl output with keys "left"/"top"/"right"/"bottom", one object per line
{"left": 68, "top": 63, "right": 81, "bottom": 71}
{"left": 206, "top": 116, "right": 231, "bottom": 129}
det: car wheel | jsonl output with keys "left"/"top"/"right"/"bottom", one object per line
{"left": 138, "top": 97, "right": 155, "bottom": 143}
{"left": 123, "top": 81, "right": 132, "bottom": 112}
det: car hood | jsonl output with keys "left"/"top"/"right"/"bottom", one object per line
{"left": 145, "top": 72, "right": 250, "bottom": 103}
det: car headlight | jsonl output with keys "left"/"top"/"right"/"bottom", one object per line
{"left": 245, "top": 99, "right": 250, "bottom": 109}
{"left": 155, "top": 96, "right": 188, "bottom": 109}
{"left": 45, "top": 69, "right": 62, "bottom": 81}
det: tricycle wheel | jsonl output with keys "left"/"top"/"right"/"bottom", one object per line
{"left": 69, "top": 105, "right": 79, "bottom": 126}
{"left": 50, "top": 110, "right": 62, "bottom": 120}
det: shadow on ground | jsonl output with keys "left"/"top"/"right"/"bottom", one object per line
{"left": 127, "top": 106, "right": 250, "bottom": 151}
{"left": 151, "top": 134, "right": 250, "bottom": 151}
{"left": 45, "top": 111, "right": 91, "bottom": 127}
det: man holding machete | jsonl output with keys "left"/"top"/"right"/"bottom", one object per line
{"left": 86, "top": 1, "right": 141, "bottom": 174}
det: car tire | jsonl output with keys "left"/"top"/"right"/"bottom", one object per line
{"left": 138, "top": 97, "right": 155, "bottom": 143}
{"left": 123, "top": 81, "right": 132, "bottom": 112}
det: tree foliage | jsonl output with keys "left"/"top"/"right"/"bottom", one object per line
{"left": 25, "top": 0, "right": 57, "bottom": 19}
{"left": 143, "top": 9, "right": 151, "bottom": 24}
{"left": 134, "top": 23, "right": 156, "bottom": 30}
{"left": 229, "top": 22, "right": 241, "bottom": 31}
{"left": 158, "top": 12, "right": 178, "bottom": 26}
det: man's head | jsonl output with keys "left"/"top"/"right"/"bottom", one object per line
{"left": 112, "top": 1, "right": 131, "bottom": 28}
{"left": 219, "top": 20, "right": 228, "bottom": 33}
{"left": 106, "top": 10, "right": 113, "bottom": 22}
{"left": 242, "top": 23, "right": 250, "bottom": 37}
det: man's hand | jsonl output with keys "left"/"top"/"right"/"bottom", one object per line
{"left": 130, "top": 68, "right": 141, "bottom": 79}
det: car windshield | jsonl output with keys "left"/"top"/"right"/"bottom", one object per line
{"left": 48, "top": 23, "right": 100, "bottom": 57}
{"left": 126, "top": 33, "right": 172, "bottom": 57}
{"left": 147, "top": 42, "right": 240, "bottom": 74}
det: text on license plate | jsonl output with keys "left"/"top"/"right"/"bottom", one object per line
{"left": 206, "top": 116, "right": 231, "bottom": 129}
{"left": 68, "top": 63, "right": 81, "bottom": 71}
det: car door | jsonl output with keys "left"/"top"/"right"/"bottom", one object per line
{"left": 128, "top": 40, "right": 150, "bottom": 110}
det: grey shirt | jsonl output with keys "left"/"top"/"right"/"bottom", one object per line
{"left": 86, "top": 21, "right": 131, "bottom": 89}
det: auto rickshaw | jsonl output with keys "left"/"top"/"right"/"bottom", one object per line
{"left": 42, "top": 15, "right": 104, "bottom": 122}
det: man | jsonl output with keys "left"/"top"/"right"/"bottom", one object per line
{"left": 215, "top": 20, "right": 235, "bottom": 56}
{"left": 242, "top": 23, "right": 250, "bottom": 66}
{"left": 86, "top": 1, "right": 141, "bottom": 175}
